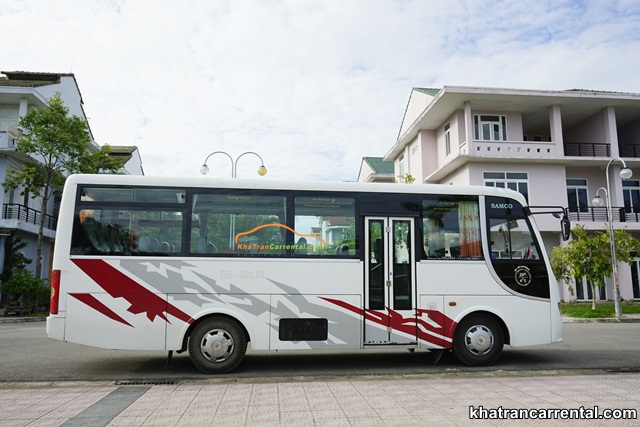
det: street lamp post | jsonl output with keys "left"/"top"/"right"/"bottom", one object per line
{"left": 591, "top": 157, "right": 633, "bottom": 317}
{"left": 200, "top": 151, "right": 267, "bottom": 178}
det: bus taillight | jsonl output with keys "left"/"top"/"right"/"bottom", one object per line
{"left": 50, "top": 270, "right": 60, "bottom": 315}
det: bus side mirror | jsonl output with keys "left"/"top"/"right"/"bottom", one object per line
{"left": 561, "top": 216, "right": 571, "bottom": 241}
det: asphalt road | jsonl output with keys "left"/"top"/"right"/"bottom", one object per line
{"left": 1, "top": 322, "right": 639, "bottom": 383}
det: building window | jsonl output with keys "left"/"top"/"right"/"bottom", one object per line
{"left": 444, "top": 123, "right": 451, "bottom": 156}
{"left": 483, "top": 172, "right": 529, "bottom": 201}
{"left": 567, "top": 179, "right": 588, "bottom": 213}
{"left": 474, "top": 115, "right": 507, "bottom": 141}
{"left": 623, "top": 180, "right": 640, "bottom": 213}
{"left": 631, "top": 261, "right": 640, "bottom": 300}
{"left": 398, "top": 154, "right": 405, "bottom": 176}
{"left": 575, "top": 277, "right": 607, "bottom": 301}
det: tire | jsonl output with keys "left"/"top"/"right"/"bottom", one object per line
{"left": 452, "top": 314, "right": 504, "bottom": 366}
{"left": 188, "top": 317, "right": 247, "bottom": 374}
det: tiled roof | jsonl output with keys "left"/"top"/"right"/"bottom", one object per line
{"left": 413, "top": 87, "right": 441, "bottom": 96}
{"left": 363, "top": 157, "right": 394, "bottom": 174}
{"left": 566, "top": 88, "right": 628, "bottom": 94}
{"left": 0, "top": 71, "right": 72, "bottom": 88}
{"left": 107, "top": 146, "right": 138, "bottom": 164}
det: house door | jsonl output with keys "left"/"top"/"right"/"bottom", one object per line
{"left": 364, "top": 217, "right": 417, "bottom": 345}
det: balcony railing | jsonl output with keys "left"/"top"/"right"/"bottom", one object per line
{"left": 618, "top": 144, "right": 640, "bottom": 158}
{"left": 470, "top": 140, "right": 556, "bottom": 158}
{"left": 564, "top": 142, "right": 611, "bottom": 157}
{"left": 2, "top": 204, "right": 57, "bottom": 231}
{"left": 568, "top": 206, "right": 640, "bottom": 223}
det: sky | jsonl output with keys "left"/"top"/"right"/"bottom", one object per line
{"left": 2, "top": 0, "right": 640, "bottom": 181}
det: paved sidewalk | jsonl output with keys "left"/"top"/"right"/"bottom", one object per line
{"left": 1, "top": 373, "right": 639, "bottom": 426}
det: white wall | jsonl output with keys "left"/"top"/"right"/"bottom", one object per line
{"left": 398, "top": 90, "right": 435, "bottom": 138}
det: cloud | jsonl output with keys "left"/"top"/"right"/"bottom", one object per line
{"left": 2, "top": 0, "right": 640, "bottom": 181}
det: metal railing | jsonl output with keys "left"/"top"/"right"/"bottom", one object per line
{"left": 564, "top": 142, "right": 611, "bottom": 157}
{"left": 618, "top": 144, "right": 640, "bottom": 158}
{"left": 2, "top": 204, "right": 57, "bottom": 230}
{"left": 568, "top": 205, "right": 640, "bottom": 223}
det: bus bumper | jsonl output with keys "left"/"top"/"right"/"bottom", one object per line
{"left": 46, "top": 316, "right": 66, "bottom": 341}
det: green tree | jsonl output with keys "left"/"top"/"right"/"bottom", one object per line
{"left": 550, "top": 225, "right": 639, "bottom": 310}
{"left": 549, "top": 245, "right": 574, "bottom": 297}
{"left": 393, "top": 173, "right": 415, "bottom": 184}
{"left": 1, "top": 234, "right": 32, "bottom": 283}
{"left": 3, "top": 268, "right": 46, "bottom": 308}
{"left": 2, "top": 92, "right": 121, "bottom": 280}
{"left": 0, "top": 235, "right": 47, "bottom": 308}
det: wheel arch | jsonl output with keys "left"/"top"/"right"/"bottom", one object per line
{"left": 179, "top": 312, "right": 251, "bottom": 353}
{"left": 453, "top": 310, "right": 510, "bottom": 346}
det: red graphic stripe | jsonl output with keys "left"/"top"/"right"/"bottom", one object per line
{"left": 321, "top": 297, "right": 456, "bottom": 348}
{"left": 72, "top": 259, "right": 194, "bottom": 325}
{"left": 70, "top": 293, "right": 132, "bottom": 327}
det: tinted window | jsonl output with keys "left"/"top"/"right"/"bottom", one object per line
{"left": 294, "top": 197, "right": 356, "bottom": 256}
{"left": 422, "top": 196, "right": 482, "bottom": 260}
{"left": 191, "top": 193, "right": 286, "bottom": 255}
{"left": 72, "top": 208, "right": 184, "bottom": 255}
{"left": 80, "top": 186, "right": 185, "bottom": 204}
{"left": 485, "top": 196, "right": 549, "bottom": 298}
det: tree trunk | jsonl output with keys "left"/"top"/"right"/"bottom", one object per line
{"left": 34, "top": 192, "right": 50, "bottom": 307}
{"left": 591, "top": 283, "right": 596, "bottom": 310}
{"left": 36, "top": 195, "right": 47, "bottom": 280}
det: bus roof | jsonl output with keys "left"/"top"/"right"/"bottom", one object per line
{"left": 65, "top": 174, "right": 527, "bottom": 204}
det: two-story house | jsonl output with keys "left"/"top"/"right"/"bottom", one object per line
{"left": 383, "top": 86, "right": 640, "bottom": 302}
{"left": 0, "top": 71, "right": 141, "bottom": 305}
{"left": 357, "top": 157, "right": 394, "bottom": 183}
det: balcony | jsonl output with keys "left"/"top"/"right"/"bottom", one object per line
{"left": 467, "top": 140, "right": 557, "bottom": 158}
{"left": 568, "top": 206, "right": 640, "bottom": 223}
{"left": 1, "top": 204, "right": 57, "bottom": 231}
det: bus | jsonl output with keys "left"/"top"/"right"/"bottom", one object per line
{"left": 47, "top": 174, "right": 565, "bottom": 374}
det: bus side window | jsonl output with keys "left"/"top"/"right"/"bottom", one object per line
{"left": 71, "top": 208, "right": 183, "bottom": 256}
{"left": 422, "top": 196, "right": 482, "bottom": 260}
{"left": 489, "top": 218, "right": 540, "bottom": 260}
{"left": 190, "top": 193, "right": 287, "bottom": 256}
{"left": 485, "top": 196, "right": 549, "bottom": 298}
{"left": 294, "top": 196, "right": 356, "bottom": 257}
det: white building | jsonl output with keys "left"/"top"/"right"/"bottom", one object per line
{"left": 357, "top": 157, "right": 395, "bottom": 183}
{"left": 0, "top": 71, "right": 142, "bottom": 303}
{"left": 383, "top": 86, "right": 640, "bottom": 302}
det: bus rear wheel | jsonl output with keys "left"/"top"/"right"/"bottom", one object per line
{"left": 453, "top": 314, "right": 504, "bottom": 366}
{"left": 188, "top": 317, "right": 247, "bottom": 374}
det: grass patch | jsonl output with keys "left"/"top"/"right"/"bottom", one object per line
{"left": 561, "top": 302, "right": 640, "bottom": 318}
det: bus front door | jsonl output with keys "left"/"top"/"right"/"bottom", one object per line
{"left": 364, "top": 217, "right": 417, "bottom": 345}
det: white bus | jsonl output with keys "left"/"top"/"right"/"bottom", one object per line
{"left": 47, "top": 174, "right": 565, "bottom": 374}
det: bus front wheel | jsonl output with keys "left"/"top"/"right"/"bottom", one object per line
{"left": 188, "top": 317, "right": 247, "bottom": 374}
{"left": 452, "top": 314, "right": 504, "bottom": 366}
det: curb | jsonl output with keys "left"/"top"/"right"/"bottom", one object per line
{"left": 0, "top": 317, "right": 46, "bottom": 324}
{"left": 562, "top": 316, "right": 640, "bottom": 323}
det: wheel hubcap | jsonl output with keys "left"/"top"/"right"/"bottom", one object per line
{"left": 464, "top": 325, "right": 494, "bottom": 356}
{"left": 200, "top": 329, "right": 234, "bottom": 363}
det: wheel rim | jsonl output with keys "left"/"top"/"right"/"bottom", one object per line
{"left": 200, "top": 328, "right": 235, "bottom": 363}
{"left": 463, "top": 324, "right": 494, "bottom": 356}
